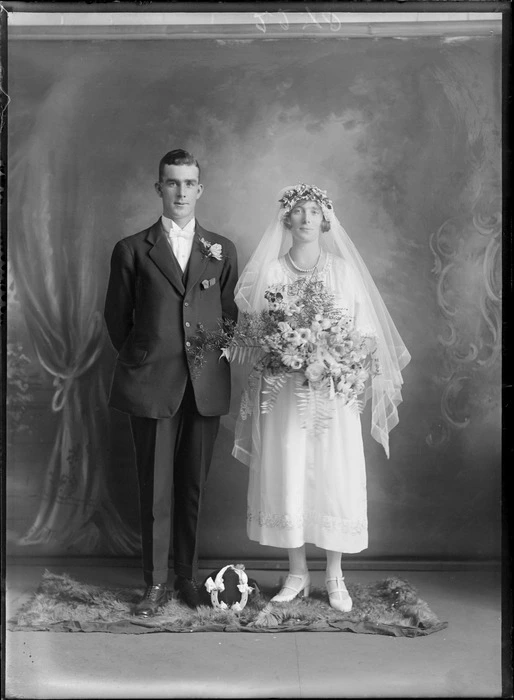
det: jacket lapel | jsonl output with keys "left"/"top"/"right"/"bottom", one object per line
{"left": 146, "top": 220, "right": 186, "bottom": 296}
{"left": 185, "top": 224, "right": 210, "bottom": 295}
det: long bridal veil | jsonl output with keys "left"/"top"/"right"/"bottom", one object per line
{"left": 233, "top": 185, "right": 411, "bottom": 460}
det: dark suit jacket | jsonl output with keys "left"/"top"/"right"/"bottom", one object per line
{"left": 104, "top": 219, "right": 238, "bottom": 417}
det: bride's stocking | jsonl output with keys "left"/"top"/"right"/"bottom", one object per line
{"left": 288, "top": 545, "right": 308, "bottom": 575}
{"left": 325, "top": 550, "right": 343, "bottom": 579}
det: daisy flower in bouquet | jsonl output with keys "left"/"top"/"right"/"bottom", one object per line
{"left": 190, "top": 277, "right": 380, "bottom": 432}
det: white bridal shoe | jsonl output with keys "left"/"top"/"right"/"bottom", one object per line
{"left": 271, "top": 572, "right": 311, "bottom": 603}
{"left": 326, "top": 576, "right": 353, "bottom": 612}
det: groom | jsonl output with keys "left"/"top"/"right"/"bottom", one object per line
{"left": 104, "top": 149, "right": 238, "bottom": 616}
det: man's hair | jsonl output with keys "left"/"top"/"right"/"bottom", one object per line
{"left": 158, "top": 149, "right": 201, "bottom": 181}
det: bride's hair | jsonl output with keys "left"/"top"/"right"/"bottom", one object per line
{"left": 279, "top": 185, "right": 332, "bottom": 233}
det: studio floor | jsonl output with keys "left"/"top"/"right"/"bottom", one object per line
{"left": 4, "top": 561, "right": 503, "bottom": 699}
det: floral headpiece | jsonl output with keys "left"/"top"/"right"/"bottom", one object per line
{"left": 279, "top": 183, "right": 333, "bottom": 216}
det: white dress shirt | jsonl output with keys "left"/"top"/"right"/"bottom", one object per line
{"left": 162, "top": 215, "right": 196, "bottom": 272}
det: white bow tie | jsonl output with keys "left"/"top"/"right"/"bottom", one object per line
{"left": 168, "top": 230, "right": 194, "bottom": 241}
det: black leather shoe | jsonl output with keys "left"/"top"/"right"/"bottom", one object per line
{"left": 134, "top": 584, "right": 168, "bottom": 618}
{"left": 174, "top": 576, "right": 200, "bottom": 609}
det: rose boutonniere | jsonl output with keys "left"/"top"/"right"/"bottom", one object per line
{"left": 199, "top": 237, "right": 223, "bottom": 261}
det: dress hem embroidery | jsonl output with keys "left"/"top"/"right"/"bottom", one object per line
{"left": 248, "top": 509, "right": 367, "bottom": 536}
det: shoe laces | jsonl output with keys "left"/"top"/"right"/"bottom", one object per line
{"left": 143, "top": 585, "right": 165, "bottom": 601}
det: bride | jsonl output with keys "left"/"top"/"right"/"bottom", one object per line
{"left": 232, "top": 184, "right": 411, "bottom": 612}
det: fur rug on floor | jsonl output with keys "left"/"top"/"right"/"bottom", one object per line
{"left": 9, "top": 570, "right": 448, "bottom": 636}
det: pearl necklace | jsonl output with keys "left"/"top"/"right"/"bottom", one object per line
{"left": 287, "top": 250, "right": 321, "bottom": 273}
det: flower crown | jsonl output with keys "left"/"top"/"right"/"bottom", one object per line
{"left": 278, "top": 184, "right": 333, "bottom": 215}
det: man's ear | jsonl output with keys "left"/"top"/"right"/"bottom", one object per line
{"left": 155, "top": 182, "right": 163, "bottom": 198}
{"left": 196, "top": 183, "right": 204, "bottom": 200}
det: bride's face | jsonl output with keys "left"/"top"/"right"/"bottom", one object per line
{"left": 288, "top": 200, "right": 324, "bottom": 243}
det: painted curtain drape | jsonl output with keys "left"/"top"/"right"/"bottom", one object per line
{"left": 9, "top": 77, "right": 139, "bottom": 553}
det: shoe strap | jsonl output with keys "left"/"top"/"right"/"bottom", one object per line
{"left": 280, "top": 573, "right": 309, "bottom": 592}
{"left": 325, "top": 577, "right": 350, "bottom": 596}
{"left": 285, "top": 573, "right": 308, "bottom": 582}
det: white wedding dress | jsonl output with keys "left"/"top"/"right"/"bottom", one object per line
{"left": 245, "top": 251, "right": 370, "bottom": 553}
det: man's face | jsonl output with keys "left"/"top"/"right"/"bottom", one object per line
{"left": 155, "top": 163, "right": 203, "bottom": 225}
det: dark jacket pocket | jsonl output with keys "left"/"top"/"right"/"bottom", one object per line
{"left": 118, "top": 345, "right": 148, "bottom": 368}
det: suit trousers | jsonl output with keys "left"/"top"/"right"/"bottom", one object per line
{"left": 129, "top": 381, "right": 220, "bottom": 585}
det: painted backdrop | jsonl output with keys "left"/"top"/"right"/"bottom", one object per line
{"left": 7, "top": 33, "right": 501, "bottom": 562}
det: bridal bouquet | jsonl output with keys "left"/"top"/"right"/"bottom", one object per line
{"left": 190, "top": 278, "right": 379, "bottom": 432}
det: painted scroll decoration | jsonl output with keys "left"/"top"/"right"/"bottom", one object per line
{"left": 425, "top": 51, "right": 501, "bottom": 448}
{"left": 427, "top": 183, "right": 501, "bottom": 447}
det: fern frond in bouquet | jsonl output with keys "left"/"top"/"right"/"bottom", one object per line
{"left": 190, "top": 277, "right": 380, "bottom": 432}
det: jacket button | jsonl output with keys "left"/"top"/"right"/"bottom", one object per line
{"left": 184, "top": 302, "right": 189, "bottom": 307}
{"left": 185, "top": 322, "right": 191, "bottom": 328}
{"left": 186, "top": 341, "right": 191, "bottom": 348}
